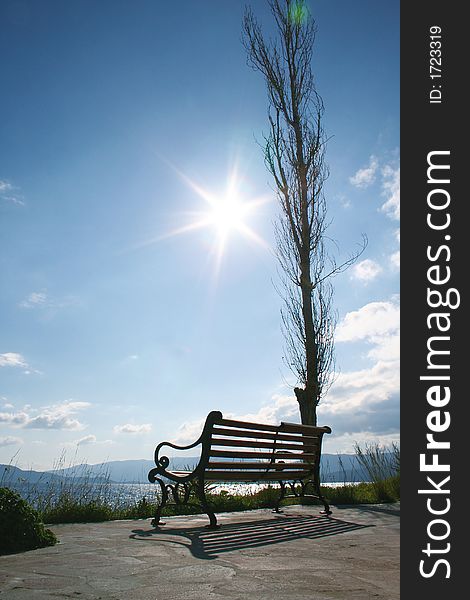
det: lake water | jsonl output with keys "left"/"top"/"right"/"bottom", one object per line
{"left": 7, "top": 480, "right": 361, "bottom": 509}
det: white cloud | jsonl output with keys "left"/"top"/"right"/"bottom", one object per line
{"left": 0, "top": 436, "right": 23, "bottom": 447}
{"left": 173, "top": 396, "right": 299, "bottom": 446}
{"left": 0, "top": 353, "right": 41, "bottom": 375}
{"left": 23, "top": 368, "right": 43, "bottom": 376}
{"left": 75, "top": 434, "right": 96, "bottom": 445}
{"left": 367, "top": 333, "right": 400, "bottom": 362}
{"left": 113, "top": 423, "right": 152, "bottom": 434}
{"left": 336, "top": 299, "right": 400, "bottom": 343}
{"left": 121, "top": 354, "right": 140, "bottom": 365}
{"left": 18, "top": 290, "right": 78, "bottom": 311}
{"left": 173, "top": 417, "right": 207, "bottom": 444}
{"left": 381, "top": 165, "right": 400, "bottom": 220}
{"left": 231, "top": 395, "right": 299, "bottom": 426}
{"left": 65, "top": 434, "right": 113, "bottom": 447}
{"left": 322, "top": 430, "right": 400, "bottom": 454}
{"left": 337, "top": 194, "right": 351, "bottom": 209}
{"left": 349, "top": 155, "right": 400, "bottom": 221}
{"left": 351, "top": 259, "right": 382, "bottom": 282}
{"left": 390, "top": 250, "right": 400, "bottom": 270}
{"left": 322, "top": 360, "right": 399, "bottom": 414}
{"left": 0, "top": 353, "right": 28, "bottom": 368}
{"left": 19, "top": 292, "right": 48, "bottom": 308}
{"left": 320, "top": 297, "right": 400, "bottom": 443}
{"left": 389, "top": 227, "right": 400, "bottom": 271}
{"left": 318, "top": 358, "right": 399, "bottom": 446}
{"left": 0, "top": 401, "right": 90, "bottom": 430}
{"left": 0, "top": 179, "right": 24, "bottom": 206}
{"left": 0, "top": 411, "right": 29, "bottom": 426}
{"left": 349, "top": 156, "right": 379, "bottom": 188}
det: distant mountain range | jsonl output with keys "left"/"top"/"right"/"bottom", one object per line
{"left": 0, "top": 463, "right": 110, "bottom": 487}
{"left": 1, "top": 454, "right": 374, "bottom": 486}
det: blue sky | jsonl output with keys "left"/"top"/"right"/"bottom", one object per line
{"left": 0, "top": 0, "right": 399, "bottom": 470}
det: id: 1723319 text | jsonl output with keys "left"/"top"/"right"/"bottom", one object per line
{"left": 429, "top": 25, "right": 443, "bottom": 104}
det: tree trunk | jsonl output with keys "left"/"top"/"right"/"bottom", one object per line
{"left": 294, "top": 386, "right": 317, "bottom": 426}
{"left": 295, "top": 104, "right": 319, "bottom": 427}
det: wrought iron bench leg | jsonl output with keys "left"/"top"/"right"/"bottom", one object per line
{"left": 311, "top": 478, "right": 332, "bottom": 515}
{"left": 273, "top": 481, "right": 286, "bottom": 513}
{"left": 196, "top": 477, "right": 219, "bottom": 529}
{"left": 151, "top": 478, "right": 169, "bottom": 527}
{"left": 317, "top": 486, "right": 332, "bottom": 515}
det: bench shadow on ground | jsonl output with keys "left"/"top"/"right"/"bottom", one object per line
{"left": 130, "top": 514, "right": 373, "bottom": 560}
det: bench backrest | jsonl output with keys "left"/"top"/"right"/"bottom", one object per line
{"left": 199, "top": 411, "right": 331, "bottom": 482}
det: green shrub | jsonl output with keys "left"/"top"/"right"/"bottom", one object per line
{"left": 115, "top": 497, "right": 155, "bottom": 520}
{"left": 0, "top": 487, "right": 57, "bottom": 555}
{"left": 251, "top": 485, "right": 282, "bottom": 509}
{"left": 323, "top": 475, "right": 400, "bottom": 506}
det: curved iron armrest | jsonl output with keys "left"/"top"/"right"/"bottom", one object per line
{"left": 148, "top": 410, "right": 223, "bottom": 484}
{"left": 148, "top": 439, "right": 204, "bottom": 484}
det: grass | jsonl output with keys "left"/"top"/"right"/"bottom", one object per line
{"left": 2, "top": 443, "right": 399, "bottom": 525}
{"left": 0, "top": 451, "right": 145, "bottom": 524}
{"left": 354, "top": 441, "right": 400, "bottom": 502}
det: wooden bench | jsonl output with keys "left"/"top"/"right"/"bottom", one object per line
{"left": 148, "top": 410, "right": 332, "bottom": 528}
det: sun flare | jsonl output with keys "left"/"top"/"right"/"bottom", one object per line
{"left": 158, "top": 165, "right": 271, "bottom": 265}
{"left": 133, "top": 163, "right": 271, "bottom": 281}
{"left": 207, "top": 193, "right": 249, "bottom": 236}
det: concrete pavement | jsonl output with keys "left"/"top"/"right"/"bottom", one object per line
{"left": 0, "top": 503, "right": 399, "bottom": 599}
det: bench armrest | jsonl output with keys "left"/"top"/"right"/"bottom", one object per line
{"left": 148, "top": 410, "right": 223, "bottom": 483}
{"left": 148, "top": 438, "right": 203, "bottom": 483}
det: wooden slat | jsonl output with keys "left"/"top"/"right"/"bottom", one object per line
{"left": 211, "top": 437, "right": 319, "bottom": 451}
{"left": 218, "top": 417, "right": 330, "bottom": 436}
{"left": 205, "top": 470, "right": 311, "bottom": 481}
{"left": 209, "top": 449, "right": 318, "bottom": 460}
{"left": 212, "top": 426, "right": 319, "bottom": 444}
{"left": 217, "top": 417, "right": 279, "bottom": 432}
{"left": 280, "top": 421, "right": 331, "bottom": 435}
{"left": 207, "top": 461, "right": 313, "bottom": 470}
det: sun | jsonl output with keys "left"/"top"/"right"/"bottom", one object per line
{"left": 207, "top": 192, "right": 249, "bottom": 237}
{"left": 159, "top": 165, "right": 270, "bottom": 264}
{"left": 133, "top": 163, "right": 271, "bottom": 278}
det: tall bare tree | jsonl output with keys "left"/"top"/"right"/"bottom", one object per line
{"left": 243, "top": 0, "right": 365, "bottom": 425}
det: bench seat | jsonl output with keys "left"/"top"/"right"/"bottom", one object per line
{"left": 148, "top": 410, "right": 332, "bottom": 528}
